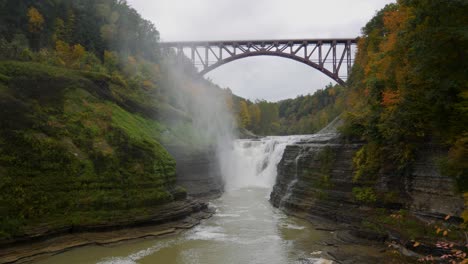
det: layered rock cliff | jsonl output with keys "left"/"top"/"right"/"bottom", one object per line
{"left": 270, "top": 121, "right": 465, "bottom": 226}
{"left": 166, "top": 146, "right": 223, "bottom": 199}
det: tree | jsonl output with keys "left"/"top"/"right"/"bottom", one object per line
{"left": 238, "top": 100, "right": 251, "bottom": 128}
{"left": 27, "top": 7, "right": 44, "bottom": 34}
{"left": 104, "top": 50, "right": 119, "bottom": 72}
{"left": 52, "top": 18, "right": 66, "bottom": 42}
{"left": 55, "top": 40, "right": 86, "bottom": 68}
{"left": 27, "top": 7, "right": 44, "bottom": 51}
{"left": 248, "top": 104, "right": 261, "bottom": 131}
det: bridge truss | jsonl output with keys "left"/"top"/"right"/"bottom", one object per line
{"left": 160, "top": 38, "right": 357, "bottom": 85}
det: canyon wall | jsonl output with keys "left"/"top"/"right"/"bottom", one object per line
{"left": 167, "top": 146, "right": 224, "bottom": 200}
{"left": 270, "top": 130, "right": 465, "bottom": 226}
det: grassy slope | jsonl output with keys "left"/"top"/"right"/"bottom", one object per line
{"left": 0, "top": 61, "right": 184, "bottom": 239}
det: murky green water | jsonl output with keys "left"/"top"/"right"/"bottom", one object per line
{"left": 37, "top": 188, "right": 340, "bottom": 264}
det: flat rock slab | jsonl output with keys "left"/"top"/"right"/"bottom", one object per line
{"left": 0, "top": 204, "right": 213, "bottom": 264}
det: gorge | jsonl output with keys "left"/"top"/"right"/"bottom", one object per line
{"left": 31, "top": 133, "right": 411, "bottom": 264}
{"left": 32, "top": 117, "right": 464, "bottom": 263}
{"left": 0, "top": 0, "right": 466, "bottom": 263}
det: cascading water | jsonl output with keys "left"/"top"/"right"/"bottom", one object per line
{"left": 218, "top": 136, "right": 309, "bottom": 191}
{"left": 279, "top": 146, "right": 305, "bottom": 208}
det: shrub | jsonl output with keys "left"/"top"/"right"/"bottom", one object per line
{"left": 353, "top": 187, "right": 377, "bottom": 204}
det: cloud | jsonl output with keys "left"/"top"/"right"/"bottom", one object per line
{"left": 127, "top": 0, "right": 395, "bottom": 101}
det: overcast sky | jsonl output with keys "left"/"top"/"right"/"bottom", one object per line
{"left": 127, "top": 0, "right": 395, "bottom": 102}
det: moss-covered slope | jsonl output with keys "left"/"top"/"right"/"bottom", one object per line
{"left": 0, "top": 61, "right": 184, "bottom": 239}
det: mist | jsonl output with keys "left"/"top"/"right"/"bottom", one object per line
{"left": 161, "top": 54, "right": 240, "bottom": 189}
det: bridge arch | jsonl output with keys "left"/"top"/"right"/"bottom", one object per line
{"left": 160, "top": 38, "right": 357, "bottom": 86}
{"left": 198, "top": 50, "right": 341, "bottom": 85}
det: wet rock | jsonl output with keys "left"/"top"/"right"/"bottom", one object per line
{"left": 165, "top": 146, "right": 224, "bottom": 199}
{"left": 348, "top": 229, "right": 387, "bottom": 242}
{"left": 0, "top": 199, "right": 213, "bottom": 264}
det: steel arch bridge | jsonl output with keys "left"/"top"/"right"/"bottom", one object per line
{"left": 160, "top": 38, "right": 358, "bottom": 86}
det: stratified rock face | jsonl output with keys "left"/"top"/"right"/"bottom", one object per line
{"left": 270, "top": 133, "right": 365, "bottom": 223}
{"left": 270, "top": 133, "right": 464, "bottom": 224}
{"left": 407, "top": 144, "right": 464, "bottom": 218}
{"left": 166, "top": 146, "right": 223, "bottom": 199}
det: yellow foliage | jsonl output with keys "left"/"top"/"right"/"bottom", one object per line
{"left": 249, "top": 104, "right": 261, "bottom": 128}
{"left": 55, "top": 41, "right": 86, "bottom": 68}
{"left": 27, "top": 7, "right": 44, "bottom": 33}
{"left": 142, "top": 80, "right": 153, "bottom": 90}
{"left": 238, "top": 100, "right": 251, "bottom": 128}
{"left": 71, "top": 44, "right": 85, "bottom": 61}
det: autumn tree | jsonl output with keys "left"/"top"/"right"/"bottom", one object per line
{"left": 238, "top": 100, "right": 251, "bottom": 129}
{"left": 27, "top": 7, "right": 44, "bottom": 51}
{"left": 55, "top": 40, "right": 86, "bottom": 68}
{"left": 342, "top": 0, "right": 468, "bottom": 190}
{"left": 248, "top": 104, "right": 261, "bottom": 131}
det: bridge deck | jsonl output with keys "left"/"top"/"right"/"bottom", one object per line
{"left": 160, "top": 38, "right": 358, "bottom": 46}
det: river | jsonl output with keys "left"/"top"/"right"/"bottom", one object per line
{"left": 36, "top": 137, "right": 392, "bottom": 264}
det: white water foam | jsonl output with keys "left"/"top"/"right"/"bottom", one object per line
{"left": 96, "top": 241, "right": 176, "bottom": 264}
{"left": 218, "top": 136, "right": 309, "bottom": 191}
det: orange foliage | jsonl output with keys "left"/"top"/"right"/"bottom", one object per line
{"left": 381, "top": 90, "right": 401, "bottom": 107}
{"left": 381, "top": 6, "right": 413, "bottom": 53}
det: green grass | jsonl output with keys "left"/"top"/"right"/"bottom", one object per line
{"left": 110, "top": 102, "right": 164, "bottom": 145}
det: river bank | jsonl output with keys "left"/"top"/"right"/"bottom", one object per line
{"left": 32, "top": 188, "right": 409, "bottom": 264}
{"left": 0, "top": 199, "right": 215, "bottom": 264}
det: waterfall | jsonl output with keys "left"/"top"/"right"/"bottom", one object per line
{"left": 218, "top": 136, "right": 307, "bottom": 191}
{"left": 279, "top": 146, "right": 305, "bottom": 208}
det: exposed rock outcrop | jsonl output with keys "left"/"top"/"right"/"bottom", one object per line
{"left": 166, "top": 146, "right": 224, "bottom": 199}
{"left": 0, "top": 199, "right": 214, "bottom": 264}
{"left": 270, "top": 119, "right": 464, "bottom": 225}
{"left": 270, "top": 132, "right": 366, "bottom": 223}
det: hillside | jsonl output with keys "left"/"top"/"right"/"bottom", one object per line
{"left": 0, "top": 0, "right": 233, "bottom": 241}
{"left": 233, "top": 83, "right": 346, "bottom": 136}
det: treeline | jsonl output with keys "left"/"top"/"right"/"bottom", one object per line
{"left": 0, "top": 0, "right": 159, "bottom": 60}
{"left": 341, "top": 0, "right": 467, "bottom": 191}
{"left": 234, "top": 83, "right": 345, "bottom": 136}
{"left": 0, "top": 0, "right": 165, "bottom": 95}
{"left": 0, "top": 0, "right": 226, "bottom": 119}
{"left": 277, "top": 83, "right": 346, "bottom": 134}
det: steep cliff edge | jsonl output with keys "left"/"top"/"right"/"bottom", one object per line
{"left": 270, "top": 119, "right": 466, "bottom": 255}
{"left": 271, "top": 136, "right": 464, "bottom": 222}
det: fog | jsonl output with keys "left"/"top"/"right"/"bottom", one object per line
{"left": 127, "top": 0, "right": 395, "bottom": 101}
